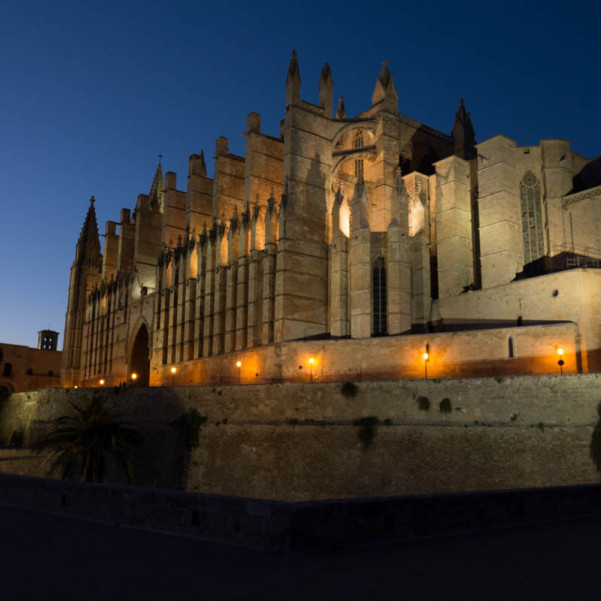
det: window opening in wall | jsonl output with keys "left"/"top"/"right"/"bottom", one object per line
{"left": 372, "top": 256, "right": 387, "bottom": 336}
{"left": 508, "top": 337, "right": 514, "bottom": 359}
{"left": 354, "top": 130, "right": 364, "bottom": 180}
{"left": 520, "top": 172, "right": 544, "bottom": 263}
{"left": 2, "top": 362, "right": 12, "bottom": 377}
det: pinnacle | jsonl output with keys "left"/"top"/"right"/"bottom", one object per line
{"left": 287, "top": 49, "right": 299, "bottom": 77}
{"left": 149, "top": 161, "right": 164, "bottom": 209}
{"left": 336, "top": 96, "right": 346, "bottom": 119}
{"left": 378, "top": 61, "right": 391, "bottom": 88}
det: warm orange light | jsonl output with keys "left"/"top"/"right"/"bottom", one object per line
{"left": 557, "top": 348, "right": 564, "bottom": 356}
{"left": 74, "top": 385, "right": 78, "bottom": 389}
{"left": 170, "top": 366, "right": 177, "bottom": 374}
{"left": 99, "top": 379, "right": 105, "bottom": 386}
{"left": 236, "top": 361, "right": 242, "bottom": 368}
{"left": 423, "top": 353, "right": 429, "bottom": 361}
{"left": 131, "top": 373, "right": 138, "bottom": 381}
{"left": 309, "top": 357, "right": 314, "bottom": 365}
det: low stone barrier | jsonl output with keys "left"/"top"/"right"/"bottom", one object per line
{"left": 0, "top": 474, "right": 599, "bottom": 551}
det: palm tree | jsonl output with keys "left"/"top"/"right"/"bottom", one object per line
{"left": 30, "top": 393, "right": 143, "bottom": 484}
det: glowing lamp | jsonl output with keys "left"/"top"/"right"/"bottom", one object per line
{"left": 236, "top": 361, "right": 242, "bottom": 368}
{"left": 99, "top": 379, "right": 105, "bottom": 386}
{"left": 423, "top": 353, "right": 429, "bottom": 361}
{"left": 557, "top": 348, "right": 564, "bottom": 356}
{"left": 131, "top": 373, "right": 138, "bottom": 381}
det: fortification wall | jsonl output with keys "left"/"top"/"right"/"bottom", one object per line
{"left": 0, "top": 375, "right": 600, "bottom": 501}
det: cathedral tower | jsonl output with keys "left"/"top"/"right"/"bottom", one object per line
{"left": 61, "top": 196, "right": 102, "bottom": 386}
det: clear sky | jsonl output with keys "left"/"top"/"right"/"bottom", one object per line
{"left": 1, "top": 0, "right": 599, "bottom": 348}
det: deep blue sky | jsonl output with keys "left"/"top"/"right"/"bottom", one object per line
{"left": 1, "top": 0, "right": 599, "bottom": 348}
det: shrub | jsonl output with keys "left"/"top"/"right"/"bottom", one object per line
{"left": 439, "top": 398, "right": 452, "bottom": 413}
{"left": 417, "top": 396, "right": 430, "bottom": 411}
{"left": 353, "top": 416, "right": 379, "bottom": 449}
{"left": 341, "top": 381, "right": 359, "bottom": 398}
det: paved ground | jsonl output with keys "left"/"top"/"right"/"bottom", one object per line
{"left": 1, "top": 504, "right": 600, "bottom": 600}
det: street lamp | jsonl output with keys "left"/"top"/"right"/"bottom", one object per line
{"left": 309, "top": 357, "right": 314, "bottom": 382}
{"left": 236, "top": 361, "right": 242, "bottom": 384}
{"left": 131, "top": 372, "right": 138, "bottom": 385}
{"left": 170, "top": 366, "right": 177, "bottom": 386}
{"left": 557, "top": 347, "right": 564, "bottom": 375}
{"left": 99, "top": 379, "right": 105, "bottom": 386}
{"left": 423, "top": 352, "right": 429, "bottom": 380}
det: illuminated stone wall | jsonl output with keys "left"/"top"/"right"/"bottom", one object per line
{"left": 1, "top": 374, "right": 599, "bottom": 501}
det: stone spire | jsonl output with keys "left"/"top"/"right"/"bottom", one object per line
{"left": 286, "top": 49, "right": 301, "bottom": 106}
{"left": 451, "top": 98, "right": 477, "bottom": 160}
{"left": 318, "top": 62, "right": 334, "bottom": 117}
{"left": 149, "top": 161, "right": 165, "bottom": 209}
{"left": 336, "top": 96, "right": 347, "bottom": 119}
{"left": 76, "top": 196, "right": 102, "bottom": 267}
{"left": 371, "top": 61, "right": 398, "bottom": 112}
{"left": 197, "top": 150, "right": 207, "bottom": 177}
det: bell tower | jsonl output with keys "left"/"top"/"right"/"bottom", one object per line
{"left": 61, "top": 196, "right": 102, "bottom": 386}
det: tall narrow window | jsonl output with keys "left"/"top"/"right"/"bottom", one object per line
{"left": 520, "top": 172, "right": 544, "bottom": 263}
{"left": 508, "top": 337, "right": 514, "bottom": 359}
{"left": 354, "top": 130, "right": 364, "bottom": 180}
{"left": 372, "top": 256, "right": 387, "bottom": 336}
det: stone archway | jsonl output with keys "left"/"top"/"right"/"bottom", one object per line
{"left": 130, "top": 324, "right": 150, "bottom": 386}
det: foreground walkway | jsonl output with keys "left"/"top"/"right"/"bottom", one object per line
{"left": 1, "top": 503, "right": 600, "bottom": 600}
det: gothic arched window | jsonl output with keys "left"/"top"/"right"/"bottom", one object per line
{"left": 520, "top": 172, "right": 544, "bottom": 263}
{"left": 354, "top": 130, "right": 364, "bottom": 179}
{"left": 372, "top": 256, "right": 387, "bottom": 336}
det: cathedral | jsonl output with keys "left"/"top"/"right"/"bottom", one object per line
{"left": 61, "top": 53, "right": 601, "bottom": 387}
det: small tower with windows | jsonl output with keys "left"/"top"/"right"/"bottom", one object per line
{"left": 38, "top": 330, "right": 59, "bottom": 351}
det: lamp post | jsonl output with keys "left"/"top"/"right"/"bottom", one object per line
{"left": 309, "top": 357, "right": 314, "bottom": 382}
{"left": 99, "top": 379, "right": 105, "bottom": 386}
{"left": 236, "top": 361, "right": 242, "bottom": 385}
{"left": 131, "top": 372, "right": 138, "bottom": 386}
{"left": 557, "top": 347, "right": 564, "bottom": 375}
{"left": 423, "top": 352, "right": 429, "bottom": 380}
{"left": 170, "top": 366, "right": 177, "bottom": 386}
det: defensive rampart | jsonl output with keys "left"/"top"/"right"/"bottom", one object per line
{"left": 0, "top": 374, "right": 600, "bottom": 501}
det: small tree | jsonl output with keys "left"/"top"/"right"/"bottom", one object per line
{"left": 30, "top": 394, "right": 143, "bottom": 484}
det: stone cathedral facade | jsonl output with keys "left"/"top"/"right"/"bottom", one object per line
{"left": 61, "top": 53, "right": 601, "bottom": 387}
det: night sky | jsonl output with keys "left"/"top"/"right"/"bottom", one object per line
{"left": 1, "top": 0, "right": 599, "bottom": 348}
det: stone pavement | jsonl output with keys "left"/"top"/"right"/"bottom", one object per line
{"left": 1, "top": 503, "right": 600, "bottom": 600}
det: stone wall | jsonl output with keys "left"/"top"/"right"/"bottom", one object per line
{"left": 0, "top": 375, "right": 600, "bottom": 501}
{"left": 1, "top": 473, "right": 600, "bottom": 551}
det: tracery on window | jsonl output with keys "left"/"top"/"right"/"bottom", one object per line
{"left": 354, "top": 130, "right": 364, "bottom": 179}
{"left": 520, "top": 171, "right": 544, "bottom": 263}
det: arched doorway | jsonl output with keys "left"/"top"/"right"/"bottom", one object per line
{"left": 130, "top": 324, "right": 150, "bottom": 386}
